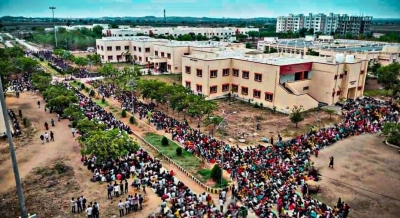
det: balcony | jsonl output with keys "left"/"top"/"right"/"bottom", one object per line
{"left": 148, "top": 56, "right": 167, "bottom": 63}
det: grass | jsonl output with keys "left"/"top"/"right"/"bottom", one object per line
{"left": 38, "top": 60, "right": 60, "bottom": 75}
{"left": 94, "top": 99, "right": 108, "bottom": 107}
{"left": 196, "top": 169, "right": 229, "bottom": 188}
{"left": 141, "top": 74, "right": 181, "bottom": 85}
{"left": 69, "top": 81, "right": 80, "bottom": 88}
{"left": 363, "top": 89, "right": 392, "bottom": 97}
{"left": 143, "top": 132, "right": 202, "bottom": 173}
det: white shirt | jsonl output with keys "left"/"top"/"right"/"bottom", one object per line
{"left": 86, "top": 207, "right": 93, "bottom": 215}
{"left": 114, "top": 185, "right": 119, "bottom": 192}
{"left": 118, "top": 202, "right": 124, "bottom": 209}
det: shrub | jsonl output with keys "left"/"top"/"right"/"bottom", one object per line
{"left": 254, "top": 102, "right": 259, "bottom": 108}
{"left": 147, "top": 69, "right": 152, "bottom": 75}
{"left": 89, "top": 89, "right": 95, "bottom": 97}
{"left": 260, "top": 103, "right": 263, "bottom": 108}
{"left": 121, "top": 109, "right": 127, "bottom": 118}
{"left": 129, "top": 116, "right": 135, "bottom": 124}
{"left": 101, "top": 97, "right": 105, "bottom": 104}
{"left": 176, "top": 147, "right": 183, "bottom": 156}
{"left": 84, "top": 87, "right": 90, "bottom": 92}
{"left": 210, "top": 164, "right": 222, "bottom": 182}
{"left": 22, "top": 117, "right": 31, "bottom": 127}
{"left": 161, "top": 136, "right": 169, "bottom": 146}
{"left": 80, "top": 83, "right": 85, "bottom": 90}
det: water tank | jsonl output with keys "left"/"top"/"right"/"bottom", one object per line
{"left": 335, "top": 54, "right": 344, "bottom": 63}
{"left": 345, "top": 55, "right": 355, "bottom": 63}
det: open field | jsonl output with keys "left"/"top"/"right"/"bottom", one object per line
{"left": 311, "top": 134, "right": 400, "bottom": 218}
{"left": 141, "top": 74, "right": 181, "bottom": 85}
{"left": 371, "top": 25, "right": 400, "bottom": 33}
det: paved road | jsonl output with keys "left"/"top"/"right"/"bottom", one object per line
{"left": 4, "top": 41, "right": 13, "bottom": 48}
{"left": 15, "top": 38, "right": 40, "bottom": 52}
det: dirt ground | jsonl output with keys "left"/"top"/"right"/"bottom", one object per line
{"left": 0, "top": 92, "right": 160, "bottom": 218}
{"left": 365, "top": 78, "right": 382, "bottom": 91}
{"left": 311, "top": 134, "right": 400, "bottom": 218}
{"left": 155, "top": 98, "right": 341, "bottom": 145}
{"left": 141, "top": 74, "right": 181, "bottom": 85}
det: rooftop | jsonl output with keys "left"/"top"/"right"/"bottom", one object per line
{"left": 158, "top": 40, "right": 231, "bottom": 48}
{"left": 100, "top": 36, "right": 169, "bottom": 42}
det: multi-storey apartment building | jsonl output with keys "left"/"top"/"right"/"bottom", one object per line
{"left": 276, "top": 13, "right": 372, "bottom": 36}
{"left": 182, "top": 52, "right": 368, "bottom": 112}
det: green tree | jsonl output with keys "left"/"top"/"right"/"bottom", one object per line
{"left": 30, "top": 70, "right": 52, "bottom": 92}
{"left": 306, "top": 49, "right": 319, "bottom": 56}
{"left": 161, "top": 136, "right": 169, "bottom": 146}
{"left": 73, "top": 56, "right": 89, "bottom": 67}
{"left": 368, "top": 60, "right": 382, "bottom": 75}
{"left": 92, "top": 25, "right": 104, "bottom": 38}
{"left": 210, "top": 164, "right": 222, "bottom": 182}
{"left": 15, "top": 57, "right": 39, "bottom": 73}
{"left": 375, "top": 63, "right": 400, "bottom": 98}
{"left": 324, "top": 109, "right": 336, "bottom": 120}
{"left": 76, "top": 118, "right": 106, "bottom": 138}
{"left": 382, "top": 122, "right": 400, "bottom": 145}
{"left": 42, "top": 85, "right": 78, "bottom": 111}
{"left": 81, "top": 129, "right": 139, "bottom": 161}
{"left": 99, "top": 63, "right": 118, "bottom": 77}
{"left": 245, "top": 43, "right": 252, "bottom": 49}
{"left": 176, "top": 147, "right": 183, "bottom": 156}
{"left": 289, "top": 105, "right": 304, "bottom": 128}
{"left": 247, "top": 31, "right": 259, "bottom": 41}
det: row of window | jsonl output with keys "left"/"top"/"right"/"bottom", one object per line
{"left": 102, "top": 55, "right": 147, "bottom": 62}
{"left": 185, "top": 82, "right": 274, "bottom": 101}
{"left": 154, "top": 51, "right": 171, "bottom": 59}
{"left": 185, "top": 67, "right": 263, "bottom": 82}
{"left": 332, "top": 86, "right": 363, "bottom": 97}
{"left": 97, "top": 45, "right": 150, "bottom": 53}
{"left": 333, "top": 70, "right": 365, "bottom": 80}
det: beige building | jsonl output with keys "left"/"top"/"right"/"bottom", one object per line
{"left": 182, "top": 52, "right": 368, "bottom": 112}
{"left": 95, "top": 36, "right": 170, "bottom": 65}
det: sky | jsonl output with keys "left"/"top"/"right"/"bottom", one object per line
{"left": 0, "top": 0, "right": 399, "bottom": 19}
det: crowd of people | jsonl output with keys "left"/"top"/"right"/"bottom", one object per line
{"left": 28, "top": 50, "right": 101, "bottom": 78}
{"left": 94, "top": 79, "right": 399, "bottom": 218}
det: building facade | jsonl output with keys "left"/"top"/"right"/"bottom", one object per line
{"left": 182, "top": 52, "right": 368, "bottom": 112}
{"left": 276, "top": 13, "right": 372, "bottom": 36}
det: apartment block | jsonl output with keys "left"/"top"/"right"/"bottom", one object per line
{"left": 276, "top": 13, "right": 372, "bottom": 36}
{"left": 182, "top": 52, "right": 368, "bottom": 112}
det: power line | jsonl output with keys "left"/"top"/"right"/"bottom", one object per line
{"left": 320, "top": 174, "right": 400, "bottom": 202}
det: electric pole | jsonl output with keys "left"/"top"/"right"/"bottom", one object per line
{"left": 49, "top": 6, "right": 58, "bottom": 48}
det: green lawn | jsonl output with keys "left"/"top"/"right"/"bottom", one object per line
{"left": 69, "top": 81, "right": 80, "bottom": 88}
{"left": 39, "top": 61, "right": 60, "bottom": 75}
{"left": 94, "top": 99, "right": 109, "bottom": 107}
{"left": 196, "top": 169, "right": 229, "bottom": 188}
{"left": 364, "top": 89, "right": 392, "bottom": 97}
{"left": 143, "top": 132, "right": 202, "bottom": 173}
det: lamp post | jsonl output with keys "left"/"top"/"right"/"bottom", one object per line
{"left": 0, "top": 78, "right": 28, "bottom": 218}
{"left": 49, "top": 6, "right": 58, "bottom": 48}
{"left": 127, "top": 79, "right": 136, "bottom": 114}
{"left": 211, "top": 110, "right": 237, "bottom": 186}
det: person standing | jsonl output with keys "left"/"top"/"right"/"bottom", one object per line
{"left": 93, "top": 202, "right": 99, "bottom": 218}
{"left": 44, "top": 122, "right": 49, "bottom": 130}
{"left": 51, "top": 118, "right": 55, "bottom": 127}
{"left": 219, "top": 198, "right": 224, "bottom": 213}
{"left": 107, "top": 184, "right": 113, "bottom": 199}
{"left": 77, "top": 196, "right": 83, "bottom": 213}
{"left": 329, "top": 156, "right": 334, "bottom": 168}
{"left": 85, "top": 204, "right": 93, "bottom": 218}
{"left": 118, "top": 200, "right": 125, "bottom": 217}
{"left": 71, "top": 127, "right": 76, "bottom": 137}
{"left": 37, "top": 100, "right": 40, "bottom": 108}
{"left": 44, "top": 132, "right": 49, "bottom": 142}
{"left": 125, "top": 198, "right": 130, "bottom": 215}
{"left": 39, "top": 134, "right": 44, "bottom": 145}
{"left": 124, "top": 179, "right": 129, "bottom": 194}
{"left": 82, "top": 196, "right": 87, "bottom": 210}
{"left": 114, "top": 182, "right": 120, "bottom": 197}
{"left": 50, "top": 131, "right": 54, "bottom": 141}
{"left": 71, "top": 197, "right": 76, "bottom": 213}
{"left": 120, "top": 181, "right": 124, "bottom": 196}
{"left": 139, "top": 194, "right": 144, "bottom": 210}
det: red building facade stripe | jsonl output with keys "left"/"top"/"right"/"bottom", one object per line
{"left": 279, "top": 62, "right": 312, "bottom": 75}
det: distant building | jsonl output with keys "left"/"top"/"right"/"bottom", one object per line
{"left": 276, "top": 13, "right": 372, "bottom": 36}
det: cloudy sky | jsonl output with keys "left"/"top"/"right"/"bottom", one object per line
{"left": 0, "top": 0, "right": 399, "bottom": 18}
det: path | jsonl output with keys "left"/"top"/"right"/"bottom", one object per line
{"left": 0, "top": 92, "right": 160, "bottom": 217}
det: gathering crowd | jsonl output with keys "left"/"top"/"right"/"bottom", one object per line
{"left": 12, "top": 50, "right": 399, "bottom": 218}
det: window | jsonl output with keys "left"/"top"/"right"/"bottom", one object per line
{"left": 223, "top": 68, "right": 230, "bottom": 76}
{"left": 232, "top": 84, "right": 238, "bottom": 92}
{"left": 185, "top": 81, "right": 191, "bottom": 88}
{"left": 167, "top": 53, "right": 171, "bottom": 59}
{"left": 155, "top": 51, "right": 159, "bottom": 56}
{"left": 242, "top": 71, "right": 249, "bottom": 79}
{"left": 117, "top": 55, "right": 122, "bottom": 61}
{"left": 344, "top": 71, "right": 348, "bottom": 75}
{"left": 233, "top": 69, "right": 239, "bottom": 77}
{"left": 241, "top": 86, "right": 248, "bottom": 95}
{"left": 161, "top": 52, "right": 165, "bottom": 57}
{"left": 184, "top": 52, "right": 190, "bottom": 55}
{"left": 196, "top": 69, "right": 202, "bottom": 77}
{"left": 168, "top": 64, "right": 171, "bottom": 71}
{"left": 101, "top": 46, "right": 103, "bottom": 51}
{"left": 304, "top": 71, "right": 310, "bottom": 79}
{"left": 145, "top": 48, "right": 150, "bottom": 53}
{"left": 138, "top": 47, "right": 142, "bottom": 52}
{"left": 185, "top": 66, "right": 191, "bottom": 74}
{"left": 360, "top": 70, "right": 365, "bottom": 75}
{"left": 303, "top": 86, "right": 309, "bottom": 91}
{"left": 107, "top": 46, "right": 112, "bottom": 51}
{"left": 254, "top": 73, "right": 262, "bottom": 82}
{"left": 334, "top": 75, "right": 338, "bottom": 80}
{"left": 295, "top": 72, "right": 302, "bottom": 81}
{"left": 145, "top": 57, "right": 148, "bottom": 62}
{"left": 196, "top": 84, "right": 202, "bottom": 92}
{"left": 265, "top": 92, "right": 273, "bottom": 101}
{"left": 101, "top": 55, "right": 104, "bottom": 60}
{"left": 107, "top": 55, "right": 113, "bottom": 60}
{"left": 253, "top": 89, "right": 261, "bottom": 98}
{"left": 210, "top": 70, "right": 218, "bottom": 78}
{"left": 358, "top": 86, "right": 363, "bottom": 90}
{"left": 116, "top": 46, "right": 121, "bottom": 51}
{"left": 133, "top": 46, "right": 136, "bottom": 51}
{"left": 339, "top": 74, "right": 344, "bottom": 79}
{"left": 210, "top": 86, "right": 218, "bottom": 94}
{"left": 124, "top": 46, "right": 129, "bottom": 50}
{"left": 139, "top": 56, "right": 142, "bottom": 62}
{"left": 222, "top": 84, "right": 230, "bottom": 92}
{"left": 336, "top": 90, "right": 341, "bottom": 95}
{"left": 97, "top": 45, "right": 99, "bottom": 49}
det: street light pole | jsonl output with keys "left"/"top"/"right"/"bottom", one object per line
{"left": 0, "top": 78, "right": 28, "bottom": 218}
{"left": 49, "top": 6, "right": 58, "bottom": 48}
{"left": 127, "top": 79, "right": 136, "bottom": 114}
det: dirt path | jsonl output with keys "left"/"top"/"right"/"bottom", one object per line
{"left": 311, "top": 134, "right": 400, "bottom": 218}
{"left": 0, "top": 92, "right": 160, "bottom": 218}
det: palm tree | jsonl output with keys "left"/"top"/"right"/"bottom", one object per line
{"left": 122, "top": 51, "right": 133, "bottom": 63}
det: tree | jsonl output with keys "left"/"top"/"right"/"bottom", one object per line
{"left": 99, "top": 63, "right": 118, "bottom": 77}
{"left": 324, "top": 109, "right": 336, "bottom": 120}
{"left": 375, "top": 63, "right": 400, "bottom": 98}
{"left": 161, "top": 136, "right": 169, "bottom": 146}
{"left": 306, "top": 49, "right": 319, "bottom": 56}
{"left": 73, "top": 56, "right": 89, "bottom": 67}
{"left": 247, "top": 31, "right": 259, "bottom": 41}
{"left": 368, "top": 60, "right": 382, "bottom": 75}
{"left": 15, "top": 57, "right": 39, "bottom": 73}
{"left": 210, "top": 164, "right": 222, "bottom": 182}
{"left": 203, "top": 115, "right": 223, "bottom": 130}
{"left": 81, "top": 129, "right": 139, "bottom": 161}
{"left": 42, "top": 85, "right": 78, "bottom": 111}
{"left": 176, "top": 147, "right": 183, "bottom": 156}
{"left": 31, "top": 70, "right": 52, "bottom": 92}
{"left": 289, "top": 105, "right": 304, "bottom": 128}
{"left": 92, "top": 25, "right": 104, "bottom": 38}
{"left": 245, "top": 43, "right": 252, "bottom": 49}
{"left": 110, "top": 24, "right": 119, "bottom": 28}
{"left": 121, "top": 109, "right": 127, "bottom": 118}
{"left": 76, "top": 118, "right": 106, "bottom": 138}
{"left": 382, "top": 122, "right": 400, "bottom": 145}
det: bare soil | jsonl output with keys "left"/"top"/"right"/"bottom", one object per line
{"left": 311, "top": 134, "right": 400, "bottom": 218}
{"left": 0, "top": 92, "right": 160, "bottom": 218}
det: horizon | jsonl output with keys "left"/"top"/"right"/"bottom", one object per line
{"left": 0, "top": 0, "right": 399, "bottom": 19}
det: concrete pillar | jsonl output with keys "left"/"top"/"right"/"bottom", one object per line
{"left": 0, "top": 101, "right": 7, "bottom": 134}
